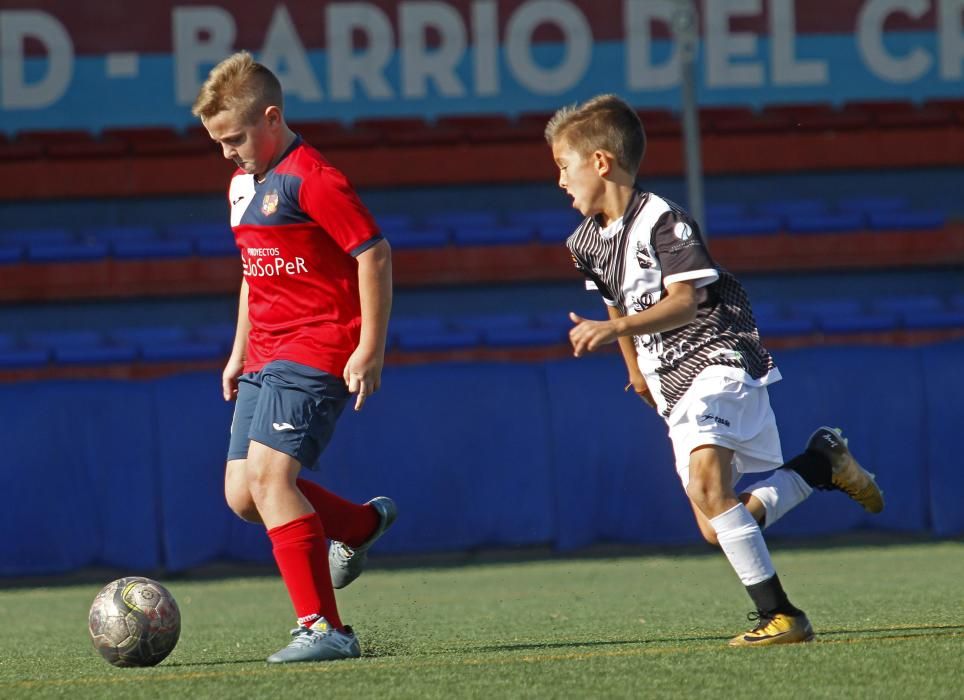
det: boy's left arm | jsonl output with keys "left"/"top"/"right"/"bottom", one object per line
{"left": 569, "top": 281, "right": 698, "bottom": 357}
{"left": 344, "top": 238, "right": 393, "bottom": 411}
{"left": 606, "top": 305, "right": 656, "bottom": 409}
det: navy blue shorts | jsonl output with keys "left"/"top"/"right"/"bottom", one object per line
{"left": 226, "top": 360, "right": 350, "bottom": 469}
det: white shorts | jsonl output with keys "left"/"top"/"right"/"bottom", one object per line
{"left": 668, "top": 373, "right": 784, "bottom": 489}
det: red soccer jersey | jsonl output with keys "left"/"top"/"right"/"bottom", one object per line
{"left": 228, "top": 137, "right": 382, "bottom": 375}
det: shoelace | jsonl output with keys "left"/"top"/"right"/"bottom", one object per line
{"left": 286, "top": 626, "right": 326, "bottom": 648}
{"left": 333, "top": 543, "right": 357, "bottom": 563}
{"left": 745, "top": 611, "right": 774, "bottom": 632}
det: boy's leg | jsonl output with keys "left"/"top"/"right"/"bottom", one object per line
{"left": 245, "top": 441, "right": 360, "bottom": 663}
{"left": 740, "top": 426, "right": 884, "bottom": 530}
{"left": 246, "top": 441, "right": 342, "bottom": 627}
{"left": 687, "top": 445, "right": 814, "bottom": 646}
{"left": 296, "top": 478, "right": 379, "bottom": 545}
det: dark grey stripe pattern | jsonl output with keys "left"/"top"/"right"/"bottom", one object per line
{"left": 566, "top": 191, "right": 775, "bottom": 417}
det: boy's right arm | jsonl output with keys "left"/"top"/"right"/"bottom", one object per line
{"left": 223, "top": 278, "right": 251, "bottom": 401}
{"left": 606, "top": 305, "right": 656, "bottom": 409}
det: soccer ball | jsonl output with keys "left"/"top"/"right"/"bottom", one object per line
{"left": 88, "top": 576, "right": 181, "bottom": 667}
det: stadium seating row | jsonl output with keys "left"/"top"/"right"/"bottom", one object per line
{"left": 3, "top": 100, "right": 962, "bottom": 201}
{"left": 2, "top": 294, "right": 962, "bottom": 370}
{"left": 2, "top": 99, "right": 962, "bottom": 160}
{"left": 0, "top": 197, "right": 949, "bottom": 263}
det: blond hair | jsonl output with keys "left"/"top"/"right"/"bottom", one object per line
{"left": 544, "top": 94, "right": 646, "bottom": 174}
{"left": 191, "top": 51, "right": 283, "bottom": 123}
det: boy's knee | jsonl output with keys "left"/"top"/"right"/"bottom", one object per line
{"left": 224, "top": 478, "right": 260, "bottom": 522}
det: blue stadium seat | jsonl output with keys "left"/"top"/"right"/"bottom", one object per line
{"left": 376, "top": 213, "right": 415, "bottom": 230}
{"left": 25, "top": 329, "right": 105, "bottom": 349}
{"left": 867, "top": 210, "right": 945, "bottom": 230}
{"left": 0, "top": 347, "right": 50, "bottom": 368}
{"left": 386, "top": 226, "right": 450, "bottom": 249}
{"left": 0, "top": 244, "right": 23, "bottom": 264}
{"left": 0, "top": 227, "right": 74, "bottom": 246}
{"left": 902, "top": 309, "right": 964, "bottom": 330}
{"left": 750, "top": 301, "right": 782, "bottom": 320}
{"left": 483, "top": 326, "right": 566, "bottom": 347}
{"left": 786, "top": 212, "right": 864, "bottom": 234}
{"left": 706, "top": 215, "right": 782, "bottom": 237}
{"left": 387, "top": 316, "right": 448, "bottom": 349}
{"left": 507, "top": 209, "right": 581, "bottom": 243}
{"left": 389, "top": 316, "right": 448, "bottom": 336}
{"left": 109, "top": 327, "right": 190, "bottom": 347}
{"left": 196, "top": 236, "right": 238, "bottom": 256}
{"left": 79, "top": 225, "right": 157, "bottom": 244}
{"left": 452, "top": 224, "right": 534, "bottom": 246}
{"left": 54, "top": 345, "right": 139, "bottom": 365}
{"left": 112, "top": 238, "right": 194, "bottom": 259}
{"left": 424, "top": 211, "right": 500, "bottom": 230}
{"left": 394, "top": 328, "right": 482, "bottom": 351}
{"left": 871, "top": 295, "right": 945, "bottom": 316}
{"left": 140, "top": 341, "right": 225, "bottom": 362}
{"left": 26, "top": 241, "right": 109, "bottom": 262}
{"left": 704, "top": 202, "right": 747, "bottom": 220}
{"left": 788, "top": 299, "right": 863, "bottom": 320}
{"left": 110, "top": 326, "right": 226, "bottom": 362}
{"left": 166, "top": 223, "right": 231, "bottom": 241}
{"left": 193, "top": 323, "right": 237, "bottom": 350}
{"left": 837, "top": 196, "right": 908, "bottom": 214}
{"left": 757, "top": 199, "right": 827, "bottom": 217}
{"left": 819, "top": 313, "right": 900, "bottom": 333}
{"left": 455, "top": 314, "right": 533, "bottom": 333}
{"left": 756, "top": 316, "right": 816, "bottom": 336}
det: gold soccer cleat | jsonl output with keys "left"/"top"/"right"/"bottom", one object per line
{"left": 807, "top": 427, "right": 885, "bottom": 514}
{"left": 729, "top": 611, "right": 815, "bottom": 647}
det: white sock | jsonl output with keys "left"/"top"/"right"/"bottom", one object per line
{"left": 743, "top": 468, "right": 813, "bottom": 530}
{"left": 709, "top": 503, "right": 775, "bottom": 586}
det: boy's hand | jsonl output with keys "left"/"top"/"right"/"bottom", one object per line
{"left": 343, "top": 347, "right": 384, "bottom": 411}
{"left": 569, "top": 312, "right": 617, "bottom": 357}
{"left": 222, "top": 354, "right": 245, "bottom": 401}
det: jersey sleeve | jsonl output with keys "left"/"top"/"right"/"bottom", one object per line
{"left": 652, "top": 210, "right": 719, "bottom": 288}
{"left": 299, "top": 166, "right": 382, "bottom": 256}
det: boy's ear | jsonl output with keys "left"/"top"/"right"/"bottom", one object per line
{"left": 264, "top": 105, "right": 283, "bottom": 128}
{"left": 592, "top": 150, "right": 612, "bottom": 176}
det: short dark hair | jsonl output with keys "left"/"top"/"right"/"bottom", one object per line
{"left": 545, "top": 94, "right": 646, "bottom": 174}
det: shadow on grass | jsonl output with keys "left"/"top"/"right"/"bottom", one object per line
{"left": 165, "top": 657, "right": 268, "bottom": 668}
{"left": 468, "top": 635, "right": 726, "bottom": 653}
{"left": 819, "top": 623, "right": 964, "bottom": 640}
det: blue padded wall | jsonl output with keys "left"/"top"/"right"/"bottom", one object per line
{"left": 1, "top": 341, "right": 959, "bottom": 577}
{"left": 920, "top": 340, "right": 964, "bottom": 537}
{"left": 0, "top": 381, "right": 159, "bottom": 575}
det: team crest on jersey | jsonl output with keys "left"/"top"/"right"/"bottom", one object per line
{"left": 261, "top": 190, "right": 280, "bottom": 216}
{"left": 635, "top": 241, "right": 654, "bottom": 269}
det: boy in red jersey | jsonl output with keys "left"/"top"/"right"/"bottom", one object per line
{"left": 193, "top": 52, "right": 396, "bottom": 663}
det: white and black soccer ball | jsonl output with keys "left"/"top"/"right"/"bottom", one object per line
{"left": 88, "top": 576, "right": 181, "bottom": 667}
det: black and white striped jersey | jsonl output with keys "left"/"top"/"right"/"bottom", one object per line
{"left": 565, "top": 189, "right": 778, "bottom": 417}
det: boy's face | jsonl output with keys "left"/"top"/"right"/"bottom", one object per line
{"left": 552, "top": 138, "right": 605, "bottom": 217}
{"left": 203, "top": 105, "right": 281, "bottom": 178}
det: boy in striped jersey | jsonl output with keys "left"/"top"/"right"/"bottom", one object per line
{"left": 545, "top": 95, "right": 884, "bottom": 646}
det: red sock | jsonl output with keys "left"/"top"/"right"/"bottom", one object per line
{"left": 267, "top": 513, "right": 342, "bottom": 629}
{"left": 297, "top": 479, "right": 379, "bottom": 547}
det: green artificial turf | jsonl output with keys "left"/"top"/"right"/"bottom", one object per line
{"left": 2, "top": 540, "right": 962, "bottom": 698}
